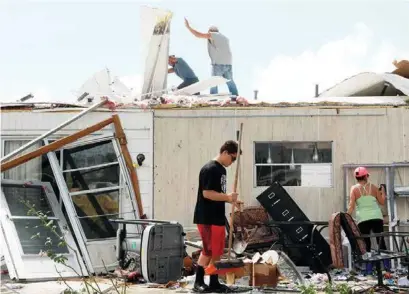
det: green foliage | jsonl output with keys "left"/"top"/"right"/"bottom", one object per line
{"left": 323, "top": 282, "right": 334, "bottom": 294}
{"left": 336, "top": 283, "right": 353, "bottom": 294}
{"left": 298, "top": 283, "right": 317, "bottom": 294}
{"left": 24, "top": 200, "right": 69, "bottom": 265}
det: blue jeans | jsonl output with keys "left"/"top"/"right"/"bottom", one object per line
{"left": 210, "top": 64, "right": 239, "bottom": 96}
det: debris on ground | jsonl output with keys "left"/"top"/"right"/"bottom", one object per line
{"left": 113, "top": 267, "right": 144, "bottom": 283}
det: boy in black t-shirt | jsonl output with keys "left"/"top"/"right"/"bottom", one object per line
{"left": 193, "top": 140, "right": 242, "bottom": 293}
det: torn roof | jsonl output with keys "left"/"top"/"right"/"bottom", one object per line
{"left": 2, "top": 62, "right": 409, "bottom": 111}
{"left": 318, "top": 72, "right": 409, "bottom": 98}
{"left": 1, "top": 93, "right": 408, "bottom": 112}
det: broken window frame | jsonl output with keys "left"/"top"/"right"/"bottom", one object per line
{"left": 2, "top": 134, "right": 140, "bottom": 240}
{"left": 45, "top": 134, "right": 141, "bottom": 272}
{"left": 1, "top": 114, "right": 144, "bottom": 274}
{"left": 56, "top": 135, "right": 126, "bottom": 241}
{"left": 0, "top": 179, "right": 86, "bottom": 280}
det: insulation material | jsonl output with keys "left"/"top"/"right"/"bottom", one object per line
{"left": 140, "top": 6, "right": 173, "bottom": 99}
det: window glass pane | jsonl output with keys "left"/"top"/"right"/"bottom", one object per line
{"left": 13, "top": 219, "right": 69, "bottom": 254}
{"left": 63, "top": 140, "right": 117, "bottom": 170}
{"left": 255, "top": 142, "right": 332, "bottom": 164}
{"left": 78, "top": 215, "right": 119, "bottom": 240}
{"left": 3, "top": 140, "right": 61, "bottom": 201}
{"left": 71, "top": 190, "right": 119, "bottom": 239}
{"left": 64, "top": 164, "right": 120, "bottom": 191}
{"left": 2, "top": 185, "right": 55, "bottom": 217}
{"left": 292, "top": 142, "right": 332, "bottom": 164}
{"left": 256, "top": 165, "right": 301, "bottom": 187}
{"left": 3, "top": 141, "right": 42, "bottom": 181}
{"left": 255, "top": 143, "right": 286, "bottom": 164}
{"left": 71, "top": 190, "right": 119, "bottom": 217}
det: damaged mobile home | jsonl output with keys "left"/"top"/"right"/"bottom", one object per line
{"left": 1, "top": 4, "right": 409, "bottom": 293}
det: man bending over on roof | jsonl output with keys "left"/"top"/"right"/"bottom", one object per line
{"left": 184, "top": 18, "right": 239, "bottom": 97}
{"left": 168, "top": 55, "right": 200, "bottom": 95}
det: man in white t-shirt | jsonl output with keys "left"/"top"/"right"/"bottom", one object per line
{"left": 185, "top": 18, "right": 239, "bottom": 96}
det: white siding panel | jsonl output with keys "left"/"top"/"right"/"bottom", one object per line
{"left": 127, "top": 138, "right": 152, "bottom": 153}
{"left": 117, "top": 112, "right": 153, "bottom": 129}
{"left": 134, "top": 166, "right": 152, "bottom": 181}
{"left": 1, "top": 111, "right": 152, "bottom": 133}
{"left": 138, "top": 180, "right": 152, "bottom": 194}
{"left": 140, "top": 192, "right": 151, "bottom": 217}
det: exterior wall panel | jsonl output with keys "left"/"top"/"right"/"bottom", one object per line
{"left": 153, "top": 107, "right": 409, "bottom": 229}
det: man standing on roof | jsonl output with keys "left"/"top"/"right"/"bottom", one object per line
{"left": 168, "top": 55, "right": 200, "bottom": 94}
{"left": 192, "top": 140, "right": 242, "bottom": 293}
{"left": 184, "top": 18, "right": 239, "bottom": 97}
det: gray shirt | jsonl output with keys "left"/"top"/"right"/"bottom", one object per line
{"left": 207, "top": 32, "right": 232, "bottom": 65}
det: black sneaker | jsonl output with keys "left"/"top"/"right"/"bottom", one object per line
{"left": 192, "top": 282, "right": 212, "bottom": 293}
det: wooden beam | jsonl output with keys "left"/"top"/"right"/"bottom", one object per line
{"left": 1, "top": 116, "right": 115, "bottom": 172}
{"left": 111, "top": 114, "right": 146, "bottom": 219}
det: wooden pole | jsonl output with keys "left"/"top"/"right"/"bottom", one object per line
{"left": 112, "top": 115, "right": 146, "bottom": 219}
{"left": 1, "top": 116, "right": 114, "bottom": 172}
{"left": 226, "top": 122, "right": 243, "bottom": 285}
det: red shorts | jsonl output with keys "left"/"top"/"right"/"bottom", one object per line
{"left": 197, "top": 224, "right": 226, "bottom": 257}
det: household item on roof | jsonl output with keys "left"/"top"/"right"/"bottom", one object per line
{"left": 140, "top": 6, "right": 172, "bottom": 99}
{"left": 392, "top": 59, "right": 409, "bottom": 79}
{"left": 112, "top": 218, "right": 185, "bottom": 284}
{"left": 256, "top": 182, "right": 333, "bottom": 274}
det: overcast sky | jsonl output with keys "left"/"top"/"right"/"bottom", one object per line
{"left": 1, "top": 0, "right": 408, "bottom": 103}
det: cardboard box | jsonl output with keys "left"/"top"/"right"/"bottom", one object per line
{"left": 247, "top": 263, "right": 279, "bottom": 287}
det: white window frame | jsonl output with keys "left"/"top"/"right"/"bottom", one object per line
{"left": 48, "top": 135, "right": 140, "bottom": 272}
{"left": 1, "top": 134, "right": 141, "bottom": 274}
{"left": 0, "top": 179, "right": 86, "bottom": 280}
{"left": 253, "top": 141, "right": 334, "bottom": 188}
{"left": 50, "top": 136, "right": 137, "bottom": 240}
